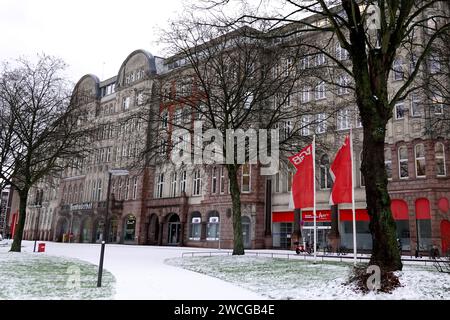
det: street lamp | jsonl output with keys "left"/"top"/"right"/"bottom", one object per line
{"left": 97, "top": 169, "right": 129, "bottom": 288}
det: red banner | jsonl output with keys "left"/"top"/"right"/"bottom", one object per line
{"left": 288, "top": 144, "right": 314, "bottom": 209}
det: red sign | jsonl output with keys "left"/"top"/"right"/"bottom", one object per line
{"left": 302, "top": 210, "right": 331, "bottom": 222}
{"left": 272, "top": 209, "right": 369, "bottom": 223}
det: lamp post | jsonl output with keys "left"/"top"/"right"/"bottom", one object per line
{"left": 97, "top": 169, "right": 128, "bottom": 288}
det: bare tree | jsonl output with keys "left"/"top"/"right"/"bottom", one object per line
{"left": 134, "top": 16, "right": 338, "bottom": 254}
{"left": 0, "top": 55, "right": 94, "bottom": 252}
{"left": 192, "top": 0, "right": 450, "bottom": 271}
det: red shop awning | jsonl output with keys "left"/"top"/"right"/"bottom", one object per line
{"left": 391, "top": 199, "right": 409, "bottom": 220}
{"left": 415, "top": 198, "right": 431, "bottom": 220}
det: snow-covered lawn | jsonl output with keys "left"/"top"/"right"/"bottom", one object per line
{"left": 0, "top": 251, "right": 115, "bottom": 300}
{"left": 166, "top": 255, "right": 450, "bottom": 300}
{"left": 0, "top": 241, "right": 264, "bottom": 300}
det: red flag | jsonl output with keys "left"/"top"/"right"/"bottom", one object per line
{"left": 288, "top": 143, "right": 314, "bottom": 208}
{"left": 330, "top": 136, "right": 353, "bottom": 205}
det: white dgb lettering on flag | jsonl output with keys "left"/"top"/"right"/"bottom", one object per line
{"left": 291, "top": 146, "right": 311, "bottom": 166}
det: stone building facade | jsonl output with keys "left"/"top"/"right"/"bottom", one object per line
{"left": 18, "top": 4, "right": 450, "bottom": 256}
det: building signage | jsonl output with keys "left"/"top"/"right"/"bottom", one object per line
{"left": 70, "top": 203, "right": 93, "bottom": 211}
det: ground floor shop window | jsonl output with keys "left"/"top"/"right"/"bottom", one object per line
{"left": 417, "top": 219, "right": 432, "bottom": 252}
{"left": 124, "top": 214, "right": 136, "bottom": 241}
{"left": 189, "top": 212, "right": 201, "bottom": 241}
{"left": 395, "top": 220, "right": 410, "bottom": 251}
{"left": 272, "top": 222, "right": 293, "bottom": 249}
{"left": 340, "top": 221, "right": 372, "bottom": 251}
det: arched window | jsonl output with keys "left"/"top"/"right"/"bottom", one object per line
{"left": 189, "top": 212, "right": 201, "bottom": 241}
{"left": 398, "top": 146, "right": 409, "bottom": 179}
{"left": 415, "top": 144, "right": 426, "bottom": 177}
{"left": 206, "top": 211, "right": 220, "bottom": 241}
{"left": 385, "top": 148, "right": 392, "bottom": 180}
{"left": 320, "top": 154, "right": 332, "bottom": 189}
{"left": 435, "top": 142, "right": 446, "bottom": 176}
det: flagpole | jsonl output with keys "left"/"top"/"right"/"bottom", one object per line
{"left": 350, "top": 128, "right": 357, "bottom": 266}
{"left": 313, "top": 134, "right": 317, "bottom": 263}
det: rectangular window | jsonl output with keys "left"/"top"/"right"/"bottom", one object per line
{"left": 174, "top": 108, "right": 182, "bottom": 126}
{"left": 433, "top": 94, "right": 444, "bottom": 115}
{"left": 300, "top": 56, "right": 309, "bottom": 69}
{"left": 398, "top": 146, "right": 409, "bottom": 179}
{"left": 337, "top": 109, "right": 350, "bottom": 130}
{"left": 137, "top": 92, "right": 144, "bottom": 105}
{"left": 316, "top": 113, "right": 327, "bottom": 134}
{"left": 242, "top": 164, "right": 251, "bottom": 193}
{"left": 315, "top": 53, "right": 325, "bottom": 66}
{"left": 337, "top": 75, "right": 350, "bottom": 95}
{"left": 132, "top": 177, "right": 138, "bottom": 200}
{"left": 410, "top": 94, "right": 421, "bottom": 117}
{"left": 395, "top": 101, "right": 406, "bottom": 120}
{"left": 435, "top": 143, "right": 446, "bottom": 177}
{"left": 171, "top": 172, "right": 177, "bottom": 197}
{"left": 285, "top": 121, "right": 294, "bottom": 140}
{"left": 275, "top": 172, "right": 280, "bottom": 193}
{"left": 117, "top": 179, "right": 122, "bottom": 200}
{"left": 336, "top": 43, "right": 348, "bottom": 61}
{"left": 244, "top": 94, "right": 253, "bottom": 109}
{"left": 315, "top": 81, "right": 326, "bottom": 100}
{"left": 301, "top": 115, "right": 311, "bottom": 136}
{"left": 123, "top": 97, "right": 130, "bottom": 110}
{"left": 211, "top": 167, "right": 217, "bottom": 194}
{"left": 190, "top": 217, "right": 201, "bottom": 240}
{"left": 385, "top": 148, "right": 392, "bottom": 180}
{"left": 125, "top": 178, "right": 130, "bottom": 200}
{"left": 393, "top": 59, "right": 404, "bottom": 80}
{"left": 180, "top": 170, "right": 187, "bottom": 194}
{"left": 415, "top": 144, "right": 426, "bottom": 177}
{"left": 156, "top": 173, "right": 164, "bottom": 198}
{"left": 97, "top": 179, "right": 102, "bottom": 202}
{"left": 301, "top": 87, "right": 310, "bottom": 104}
{"left": 219, "top": 167, "right": 225, "bottom": 194}
{"left": 161, "top": 111, "right": 168, "bottom": 129}
{"left": 115, "top": 146, "right": 120, "bottom": 162}
{"left": 193, "top": 169, "right": 202, "bottom": 196}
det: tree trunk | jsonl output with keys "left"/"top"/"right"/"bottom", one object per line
{"left": 362, "top": 124, "right": 402, "bottom": 272}
{"left": 10, "top": 191, "right": 28, "bottom": 252}
{"left": 227, "top": 164, "right": 244, "bottom": 255}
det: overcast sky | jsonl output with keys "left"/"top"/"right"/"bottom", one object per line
{"left": 0, "top": 0, "right": 186, "bottom": 83}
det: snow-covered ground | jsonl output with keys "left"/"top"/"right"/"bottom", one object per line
{"left": 1, "top": 240, "right": 449, "bottom": 300}
{"left": 0, "top": 250, "right": 115, "bottom": 299}
{"left": 0, "top": 240, "right": 264, "bottom": 300}
{"left": 167, "top": 255, "right": 450, "bottom": 300}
